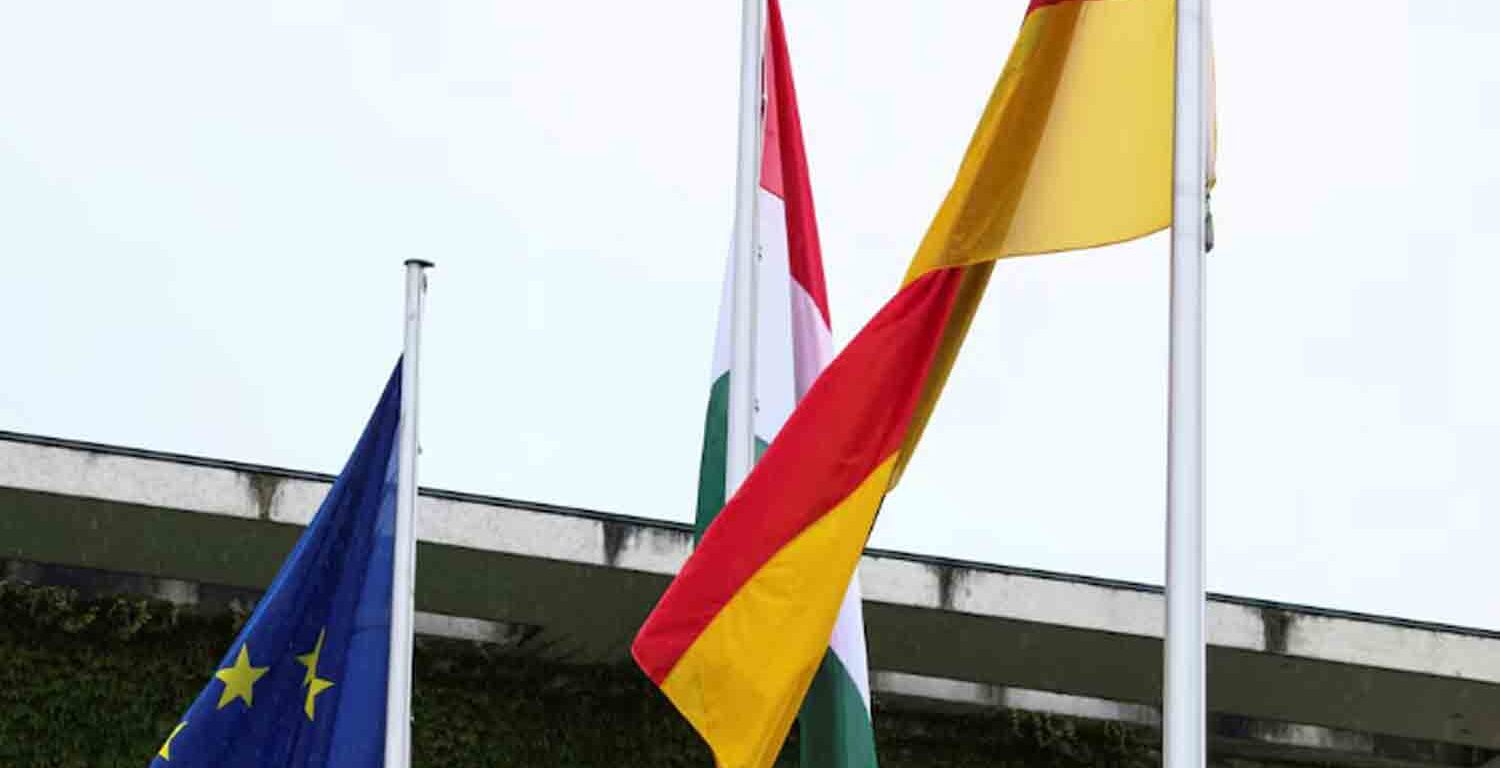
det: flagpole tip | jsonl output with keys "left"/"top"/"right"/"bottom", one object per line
{"left": 404, "top": 259, "right": 435, "bottom": 269}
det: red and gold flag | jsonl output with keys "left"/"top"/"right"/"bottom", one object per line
{"left": 634, "top": 2, "right": 1176, "bottom": 765}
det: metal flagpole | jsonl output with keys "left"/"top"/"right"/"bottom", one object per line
{"left": 1164, "top": 0, "right": 1209, "bottom": 766}
{"left": 726, "top": 0, "right": 766, "bottom": 499}
{"left": 385, "top": 258, "right": 432, "bottom": 768}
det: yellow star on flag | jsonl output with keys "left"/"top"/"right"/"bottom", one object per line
{"left": 214, "top": 644, "right": 269, "bottom": 709}
{"left": 157, "top": 721, "right": 186, "bottom": 761}
{"left": 296, "top": 628, "right": 336, "bottom": 720}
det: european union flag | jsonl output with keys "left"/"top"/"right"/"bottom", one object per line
{"left": 151, "top": 363, "right": 403, "bottom": 767}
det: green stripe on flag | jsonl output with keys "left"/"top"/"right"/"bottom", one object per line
{"left": 695, "top": 371, "right": 771, "bottom": 539}
{"left": 694, "top": 372, "right": 731, "bottom": 536}
{"left": 800, "top": 649, "right": 879, "bottom": 767}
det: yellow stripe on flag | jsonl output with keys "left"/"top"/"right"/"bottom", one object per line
{"left": 896, "top": 0, "right": 1173, "bottom": 480}
{"left": 660, "top": 456, "right": 899, "bottom": 768}
{"left": 904, "top": 0, "right": 1173, "bottom": 284}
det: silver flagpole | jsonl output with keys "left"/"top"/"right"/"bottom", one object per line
{"left": 725, "top": 0, "right": 766, "bottom": 499}
{"left": 1165, "top": 0, "right": 1209, "bottom": 766}
{"left": 385, "top": 258, "right": 432, "bottom": 768}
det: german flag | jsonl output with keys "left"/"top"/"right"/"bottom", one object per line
{"left": 633, "top": 1, "right": 1176, "bottom": 765}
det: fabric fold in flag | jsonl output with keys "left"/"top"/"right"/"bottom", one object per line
{"left": 150, "top": 362, "right": 403, "bottom": 767}
{"left": 634, "top": 0, "right": 1178, "bottom": 765}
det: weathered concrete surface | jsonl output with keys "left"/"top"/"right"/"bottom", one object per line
{"left": 3, "top": 431, "right": 1499, "bottom": 755}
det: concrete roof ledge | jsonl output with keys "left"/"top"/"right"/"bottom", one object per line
{"left": 3, "top": 430, "right": 1500, "bottom": 753}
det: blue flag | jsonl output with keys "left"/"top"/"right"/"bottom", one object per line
{"left": 151, "top": 363, "right": 403, "bottom": 767}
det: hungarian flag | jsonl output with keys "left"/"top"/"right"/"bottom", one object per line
{"left": 637, "top": 0, "right": 1181, "bottom": 765}
{"left": 691, "top": 0, "right": 877, "bottom": 765}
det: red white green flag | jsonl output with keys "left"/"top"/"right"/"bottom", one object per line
{"left": 690, "top": 1, "right": 877, "bottom": 765}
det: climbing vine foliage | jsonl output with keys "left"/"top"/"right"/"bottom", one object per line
{"left": 0, "top": 580, "right": 1157, "bottom": 767}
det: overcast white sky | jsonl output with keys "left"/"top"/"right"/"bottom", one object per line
{"left": 2, "top": 1, "right": 1498, "bottom": 629}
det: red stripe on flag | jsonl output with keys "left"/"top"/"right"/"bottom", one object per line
{"left": 1027, "top": 0, "right": 1103, "bottom": 14}
{"left": 765, "top": 0, "right": 831, "bottom": 327}
{"left": 633, "top": 267, "right": 966, "bottom": 683}
{"left": 759, "top": 28, "right": 786, "bottom": 200}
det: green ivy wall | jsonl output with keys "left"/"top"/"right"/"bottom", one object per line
{"left": 0, "top": 580, "right": 1166, "bottom": 767}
